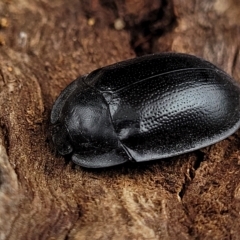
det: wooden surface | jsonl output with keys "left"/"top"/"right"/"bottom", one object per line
{"left": 1, "top": 0, "right": 240, "bottom": 239}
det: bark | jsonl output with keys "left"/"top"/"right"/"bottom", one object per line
{"left": 0, "top": 0, "right": 240, "bottom": 239}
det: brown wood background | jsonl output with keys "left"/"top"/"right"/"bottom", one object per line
{"left": 1, "top": 0, "right": 240, "bottom": 239}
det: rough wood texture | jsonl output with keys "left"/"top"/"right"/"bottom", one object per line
{"left": 0, "top": 0, "right": 240, "bottom": 239}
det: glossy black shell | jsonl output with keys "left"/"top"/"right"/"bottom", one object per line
{"left": 51, "top": 53, "right": 240, "bottom": 168}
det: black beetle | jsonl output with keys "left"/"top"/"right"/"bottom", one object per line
{"left": 51, "top": 53, "right": 240, "bottom": 168}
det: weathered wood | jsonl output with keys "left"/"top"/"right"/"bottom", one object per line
{"left": 0, "top": 0, "right": 240, "bottom": 239}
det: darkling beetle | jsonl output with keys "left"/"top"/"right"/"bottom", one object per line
{"left": 50, "top": 53, "right": 240, "bottom": 168}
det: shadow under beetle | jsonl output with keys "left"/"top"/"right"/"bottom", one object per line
{"left": 51, "top": 53, "right": 240, "bottom": 168}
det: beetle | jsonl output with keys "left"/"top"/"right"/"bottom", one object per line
{"left": 50, "top": 53, "right": 240, "bottom": 168}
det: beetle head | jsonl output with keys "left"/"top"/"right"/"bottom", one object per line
{"left": 51, "top": 123, "right": 73, "bottom": 155}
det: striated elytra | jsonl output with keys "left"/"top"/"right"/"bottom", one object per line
{"left": 50, "top": 53, "right": 240, "bottom": 168}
